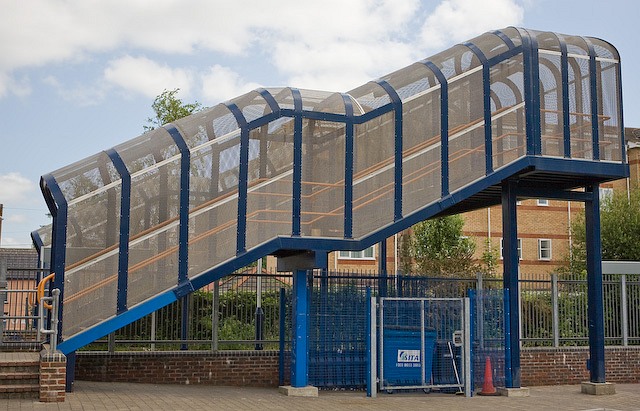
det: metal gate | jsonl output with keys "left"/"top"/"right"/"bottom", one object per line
{"left": 370, "top": 297, "right": 471, "bottom": 397}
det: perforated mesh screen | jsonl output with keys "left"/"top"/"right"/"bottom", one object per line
{"left": 246, "top": 125, "right": 294, "bottom": 249}
{"left": 491, "top": 56, "right": 526, "bottom": 168}
{"left": 448, "top": 69, "right": 485, "bottom": 191}
{"left": 43, "top": 28, "right": 626, "bottom": 342}
{"left": 352, "top": 111, "right": 395, "bottom": 238}
{"left": 301, "top": 119, "right": 345, "bottom": 237}
{"left": 597, "top": 59, "right": 622, "bottom": 161}
{"left": 538, "top": 52, "right": 564, "bottom": 157}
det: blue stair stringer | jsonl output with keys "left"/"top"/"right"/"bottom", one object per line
{"left": 37, "top": 27, "right": 628, "bottom": 355}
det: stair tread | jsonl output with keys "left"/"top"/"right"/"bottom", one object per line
{"left": 0, "top": 384, "right": 39, "bottom": 392}
{"left": 0, "top": 372, "right": 39, "bottom": 379}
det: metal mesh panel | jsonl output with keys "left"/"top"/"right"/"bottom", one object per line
{"left": 301, "top": 120, "right": 345, "bottom": 237}
{"left": 176, "top": 104, "right": 239, "bottom": 148}
{"left": 182, "top": 105, "right": 241, "bottom": 277}
{"left": 298, "top": 90, "right": 345, "bottom": 114}
{"left": 115, "top": 128, "right": 181, "bottom": 307}
{"left": 309, "top": 275, "right": 369, "bottom": 388}
{"left": 402, "top": 94, "right": 442, "bottom": 214}
{"left": 471, "top": 289, "right": 505, "bottom": 390}
{"left": 597, "top": 59, "right": 622, "bottom": 161}
{"left": 561, "top": 35, "right": 593, "bottom": 160}
{"left": 491, "top": 56, "right": 526, "bottom": 169}
{"left": 187, "top": 130, "right": 241, "bottom": 276}
{"left": 53, "top": 151, "right": 122, "bottom": 340}
{"left": 271, "top": 88, "right": 295, "bottom": 110}
{"left": 448, "top": 68, "right": 485, "bottom": 191}
{"left": 629, "top": 275, "right": 640, "bottom": 345}
{"left": 380, "top": 298, "right": 465, "bottom": 391}
{"left": 348, "top": 82, "right": 391, "bottom": 113}
{"left": 352, "top": 112, "right": 395, "bottom": 238}
{"left": 228, "top": 90, "right": 273, "bottom": 123}
{"left": 469, "top": 32, "right": 510, "bottom": 60}
{"left": 538, "top": 52, "right": 564, "bottom": 156}
{"left": 429, "top": 45, "right": 477, "bottom": 80}
{"left": 246, "top": 124, "right": 294, "bottom": 249}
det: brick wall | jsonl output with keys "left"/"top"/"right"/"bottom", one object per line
{"left": 521, "top": 347, "right": 640, "bottom": 386}
{"left": 75, "top": 347, "right": 639, "bottom": 387}
{"left": 76, "top": 350, "right": 287, "bottom": 387}
{"left": 40, "top": 350, "right": 66, "bottom": 402}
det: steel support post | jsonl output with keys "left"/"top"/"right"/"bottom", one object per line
{"left": 502, "top": 180, "right": 520, "bottom": 388}
{"left": 585, "top": 184, "right": 606, "bottom": 383}
{"left": 291, "top": 269, "right": 310, "bottom": 387}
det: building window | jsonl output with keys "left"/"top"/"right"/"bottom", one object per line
{"left": 538, "top": 239, "right": 552, "bottom": 260}
{"left": 339, "top": 246, "right": 375, "bottom": 260}
{"left": 500, "top": 238, "right": 522, "bottom": 260}
{"left": 537, "top": 199, "right": 549, "bottom": 206}
{"left": 599, "top": 187, "right": 614, "bottom": 203}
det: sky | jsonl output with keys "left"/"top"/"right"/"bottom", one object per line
{"left": 0, "top": 0, "right": 638, "bottom": 248}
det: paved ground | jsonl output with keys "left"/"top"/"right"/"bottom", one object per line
{"left": 1, "top": 381, "right": 640, "bottom": 410}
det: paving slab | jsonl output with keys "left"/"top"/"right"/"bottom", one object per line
{"left": 0, "top": 381, "right": 638, "bottom": 410}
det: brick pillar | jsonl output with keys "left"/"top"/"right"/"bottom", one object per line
{"left": 40, "top": 349, "right": 66, "bottom": 402}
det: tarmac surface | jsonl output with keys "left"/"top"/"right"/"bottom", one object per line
{"left": 2, "top": 381, "right": 640, "bottom": 410}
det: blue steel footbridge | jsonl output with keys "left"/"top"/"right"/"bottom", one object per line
{"left": 36, "top": 27, "right": 627, "bottom": 389}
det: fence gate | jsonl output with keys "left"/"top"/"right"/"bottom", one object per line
{"left": 371, "top": 297, "right": 471, "bottom": 397}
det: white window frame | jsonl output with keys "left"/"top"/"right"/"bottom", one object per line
{"left": 500, "top": 238, "right": 522, "bottom": 260}
{"left": 536, "top": 199, "right": 549, "bottom": 206}
{"left": 338, "top": 245, "right": 375, "bottom": 260}
{"left": 538, "top": 239, "right": 552, "bottom": 261}
{"left": 599, "top": 187, "right": 614, "bottom": 203}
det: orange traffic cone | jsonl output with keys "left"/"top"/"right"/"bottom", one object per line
{"left": 477, "top": 356, "right": 499, "bottom": 396}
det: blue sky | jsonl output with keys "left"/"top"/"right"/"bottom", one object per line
{"left": 0, "top": 0, "right": 638, "bottom": 247}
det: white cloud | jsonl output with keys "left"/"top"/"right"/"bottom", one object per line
{"left": 43, "top": 75, "right": 107, "bottom": 106}
{"left": 0, "top": 0, "right": 525, "bottom": 103}
{"left": 104, "top": 56, "right": 195, "bottom": 98}
{"left": 0, "top": 173, "right": 37, "bottom": 205}
{"left": 6, "top": 214, "right": 28, "bottom": 224}
{"left": 420, "top": 0, "right": 524, "bottom": 50}
{"left": 201, "top": 65, "right": 262, "bottom": 104}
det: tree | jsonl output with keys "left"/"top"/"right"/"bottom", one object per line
{"left": 411, "top": 215, "right": 477, "bottom": 276}
{"left": 144, "top": 88, "right": 202, "bottom": 131}
{"left": 567, "top": 187, "right": 640, "bottom": 274}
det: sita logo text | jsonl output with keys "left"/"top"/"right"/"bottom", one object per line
{"left": 397, "top": 350, "right": 420, "bottom": 363}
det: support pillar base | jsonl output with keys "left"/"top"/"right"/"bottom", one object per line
{"left": 497, "top": 387, "right": 530, "bottom": 397}
{"left": 278, "top": 385, "right": 318, "bottom": 397}
{"left": 581, "top": 382, "right": 616, "bottom": 395}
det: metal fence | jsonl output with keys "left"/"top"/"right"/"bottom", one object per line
{"left": 0, "top": 263, "right": 44, "bottom": 350}
{"left": 4, "top": 268, "right": 639, "bottom": 351}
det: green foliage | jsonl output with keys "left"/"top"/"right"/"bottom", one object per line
{"left": 144, "top": 88, "right": 202, "bottom": 131}
{"left": 412, "top": 215, "right": 477, "bottom": 276}
{"left": 398, "top": 230, "right": 414, "bottom": 274}
{"left": 480, "top": 239, "right": 500, "bottom": 276}
{"left": 567, "top": 188, "right": 640, "bottom": 274}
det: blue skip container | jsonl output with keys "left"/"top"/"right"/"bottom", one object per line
{"left": 382, "top": 328, "right": 437, "bottom": 388}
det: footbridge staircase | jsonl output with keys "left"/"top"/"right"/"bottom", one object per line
{"left": 37, "top": 27, "right": 628, "bottom": 389}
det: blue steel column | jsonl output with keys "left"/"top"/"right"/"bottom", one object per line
{"left": 225, "top": 103, "right": 249, "bottom": 253}
{"left": 375, "top": 80, "right": 403, "bottom": 222}
{"left": 586, "top": 40, "right": 600, "bottom": 160}
{"left": 501, "top": 179, "right": 520, "bottom": 388}
{"left": 291, "top": 88, "right": 303, "bottom": 236}
{"left": 342, "top": 93, "right": 354, "bottom": 239}
{"left": 164, "top": 125, "right": 192, "bottom": 350}
{"left": 557, "top": 35, "right": 571, "bottom": 158}
{"left": 463, "top": 42, "right": 492, "bottom": 175}
{"left": 422, "top": 61, "right": 448, "bottom": 197}
{"left": 378, "top": 240, "right": 387, "bottom": 297}
{"left": 105, "top": 149, "right": 131, "bottom": 314}
{"left": 291, "top": 269, "right": 310, "bottom": 387}
{"left": 585, "top": 184, "right": 606, "bottom": 382}
{"left": 40, "top": 174, "right": 71, "bottom": 390}
{"left": 519, "top": 29, "right": 541, "bottom": 156}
